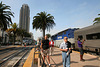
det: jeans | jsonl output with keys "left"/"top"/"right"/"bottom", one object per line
{"left": 62, "top": 52, "right": 70, "bottom": 67}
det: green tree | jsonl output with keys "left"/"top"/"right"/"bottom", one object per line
{"left": 6, "top": 23, "right": 18, "bottom": 44}
{"left": 17, "top": 29, "right": 25, "bottom": 38}
{"left": 0, "top": 1, "right": 14, "bottom": 30}
{"left": 46, "top": 34, "right": 51, "bottom": 38}
{"left": 93, "top": 14, "right": 100, "bottom": 25}
{"left": 16, "top": 29, "right": 26, "bottom": 43}
{"left": 24, "top": 32, "right": 31, "bottom": 37}
{"left": 16, "top": 29, "right": 31, "bottom": 43}
{"left": 32, "top": 11, "right": 55, "bottom": 38}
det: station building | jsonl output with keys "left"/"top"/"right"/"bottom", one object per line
{"left": 0, "top": 29, "right": 9, "bottom": 44}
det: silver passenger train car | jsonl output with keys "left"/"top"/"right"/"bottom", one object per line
{"left": 74, "top": 23, "right": 100, "bottom": 53}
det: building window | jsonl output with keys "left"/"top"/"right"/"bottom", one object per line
{"left": 86, "top": 33, "right": 100, "bottom": 40}
{"left": 78, "top": 35, "right": 83, "bottom": 40}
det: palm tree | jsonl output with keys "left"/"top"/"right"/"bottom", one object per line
{"left": 46, "top": 34, "right": 51, "bottom": 38}
{"left": 93, "top": 14, "right": 100, "bottom": 25}
{"left": 0, "top": 2, "right": 14, "bottom": 44}
{"left": 32, "top": 11, "right": 55, "bottom": 38}
{"left": 6, "top": 23, "right": 18, "bottom": 44}
{"left": 0, "top": 1, "right": 14, "bottom": 30}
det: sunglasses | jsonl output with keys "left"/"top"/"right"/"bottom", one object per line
{"left": 65, "top": 38, "right": 68, "bottom": 40}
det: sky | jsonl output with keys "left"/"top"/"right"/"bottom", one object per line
{"left": 1, "top": 0, "right": 100, "bottom": 40}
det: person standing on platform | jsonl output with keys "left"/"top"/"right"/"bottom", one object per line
{"left": 60, "top": 36, "right": 71, "bottom": 67}
{"left": 36, "top": 39, "right": 40, "bottom": 51}
{"left": 41, "top": 35, "right": 51, "bottom": 66}
{"left": 77, "top": 37, "right": 85, "bottom": 61}
{"left": 49, "top": 39, "right": 54, "bottom": 55}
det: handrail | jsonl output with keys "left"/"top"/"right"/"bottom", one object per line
{"left": 35, "top": 46, "right": 47, "bottom": 67}
{"left": 39, "top": 52, "right": 47, "bottom": 67}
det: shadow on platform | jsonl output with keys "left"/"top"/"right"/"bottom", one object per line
{"left": 56, "top": 61, "right": 63, "bottom": 67}
{"left": 71, "top": 61, "right": 78, "bottom": 64}
{"left": 52, "top": 53, "right": 62, "bottom": 56}
{"left": 85, "top": 57, "right": 99, "bottom": 61}
{"left": 83, "top": 65, "right": 100, "bottom": 67}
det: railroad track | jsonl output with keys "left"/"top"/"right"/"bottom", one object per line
{"left": 0, "top": 47, "right": 16, "bottom": 51}
{"left": 12, "top": 50, "right": 30, "bottom": 67}
{"left": 0, "top": 47, "right": 25, "bottom": 60}
{"left": 0, "top": 47, "right": 33, "bottom": 67}
{"left": 0, "top": 47, "right": 19, "bottom": 55}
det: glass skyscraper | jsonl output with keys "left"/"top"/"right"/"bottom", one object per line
{"left": 19, "top": 4, "right": 30, "bottom": 32}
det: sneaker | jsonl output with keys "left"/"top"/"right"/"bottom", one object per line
{"left": 82, "top": 59, "right": 85, "bottom": 61}
{"left": 49, "top": 64, "right": 51, "bottom": 67}
{"left": 80, "top": 59, "right": 85, "bottom": 61}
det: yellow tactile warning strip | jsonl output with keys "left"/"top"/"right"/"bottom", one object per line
{"left": 23, "top": 48, "right": 35, "bottom": 67}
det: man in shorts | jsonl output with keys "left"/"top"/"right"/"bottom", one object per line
{"left": 41, "top": 35, "right": 50, "bottom": 66}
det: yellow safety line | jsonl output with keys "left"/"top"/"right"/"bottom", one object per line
{"left": 23, "top": 48, "right": 34, "bottom": 67}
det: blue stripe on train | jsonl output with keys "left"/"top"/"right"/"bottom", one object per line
{"left": 51, "top": 28, "right": 78, "bottom": 40}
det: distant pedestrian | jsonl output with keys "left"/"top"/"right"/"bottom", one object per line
{"left": 36, "top": 39, "right": 40, "bottom": 51}
{"left": 35, "top": 41, "right": 37, "bottom": 46}
{"left": 22, "top": 43, "right": 24, "bottom": 46}
{"left": 24, "top": 43, "right": 26, "bottom": 47}
{"left": 77, "top": 37, "right": 85, "bottom": 61}
{"left": 41, "top": 35, "right": 51, "bottom": 66}
{"left": 49, "top": 39, "right": 54, "bottom": 55}
{"left": 60, "top": 36, "right": 71, "bottom": 67}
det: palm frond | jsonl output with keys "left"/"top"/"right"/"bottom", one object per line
{"left": 32, "top": 11, "right": 55, "bottom": 33}
{"left": 0, "top": 1, "right": 14, "bottom": 30}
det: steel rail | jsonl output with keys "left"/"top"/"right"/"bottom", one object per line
{"left": 12, "top": 50, "right": 29, "bottom": 67}
{"left": 0, "top": 47, "right": 27, "bottom": 66}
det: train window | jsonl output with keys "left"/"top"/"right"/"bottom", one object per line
{"left": 64, "top": 31, "right": 66, "bottom": 34}
{"left": 86, "top": 33, "right": 100, "bottom": 40}
{"left": 58, "top": 32, "right": 63, "bottom": 36}
{"left": 78, "top": 35, "right": 83, "bottom": 40}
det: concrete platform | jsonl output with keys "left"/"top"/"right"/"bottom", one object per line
{"left": 49, "top": 48, "right": 100, "bottom": 67}
{"left": 22, "top": 47, "right": 100, "bottom": 67}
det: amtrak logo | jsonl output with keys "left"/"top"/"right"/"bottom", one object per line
{"left": 58, "top": 36, "right": 62, "bottom": 39}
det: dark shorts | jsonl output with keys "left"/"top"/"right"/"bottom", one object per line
{"left": 79, "top": 47, "right": 84, "bottom": 55}
{"left": 41, "top": 48, "right": 50, "bottom": 56}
